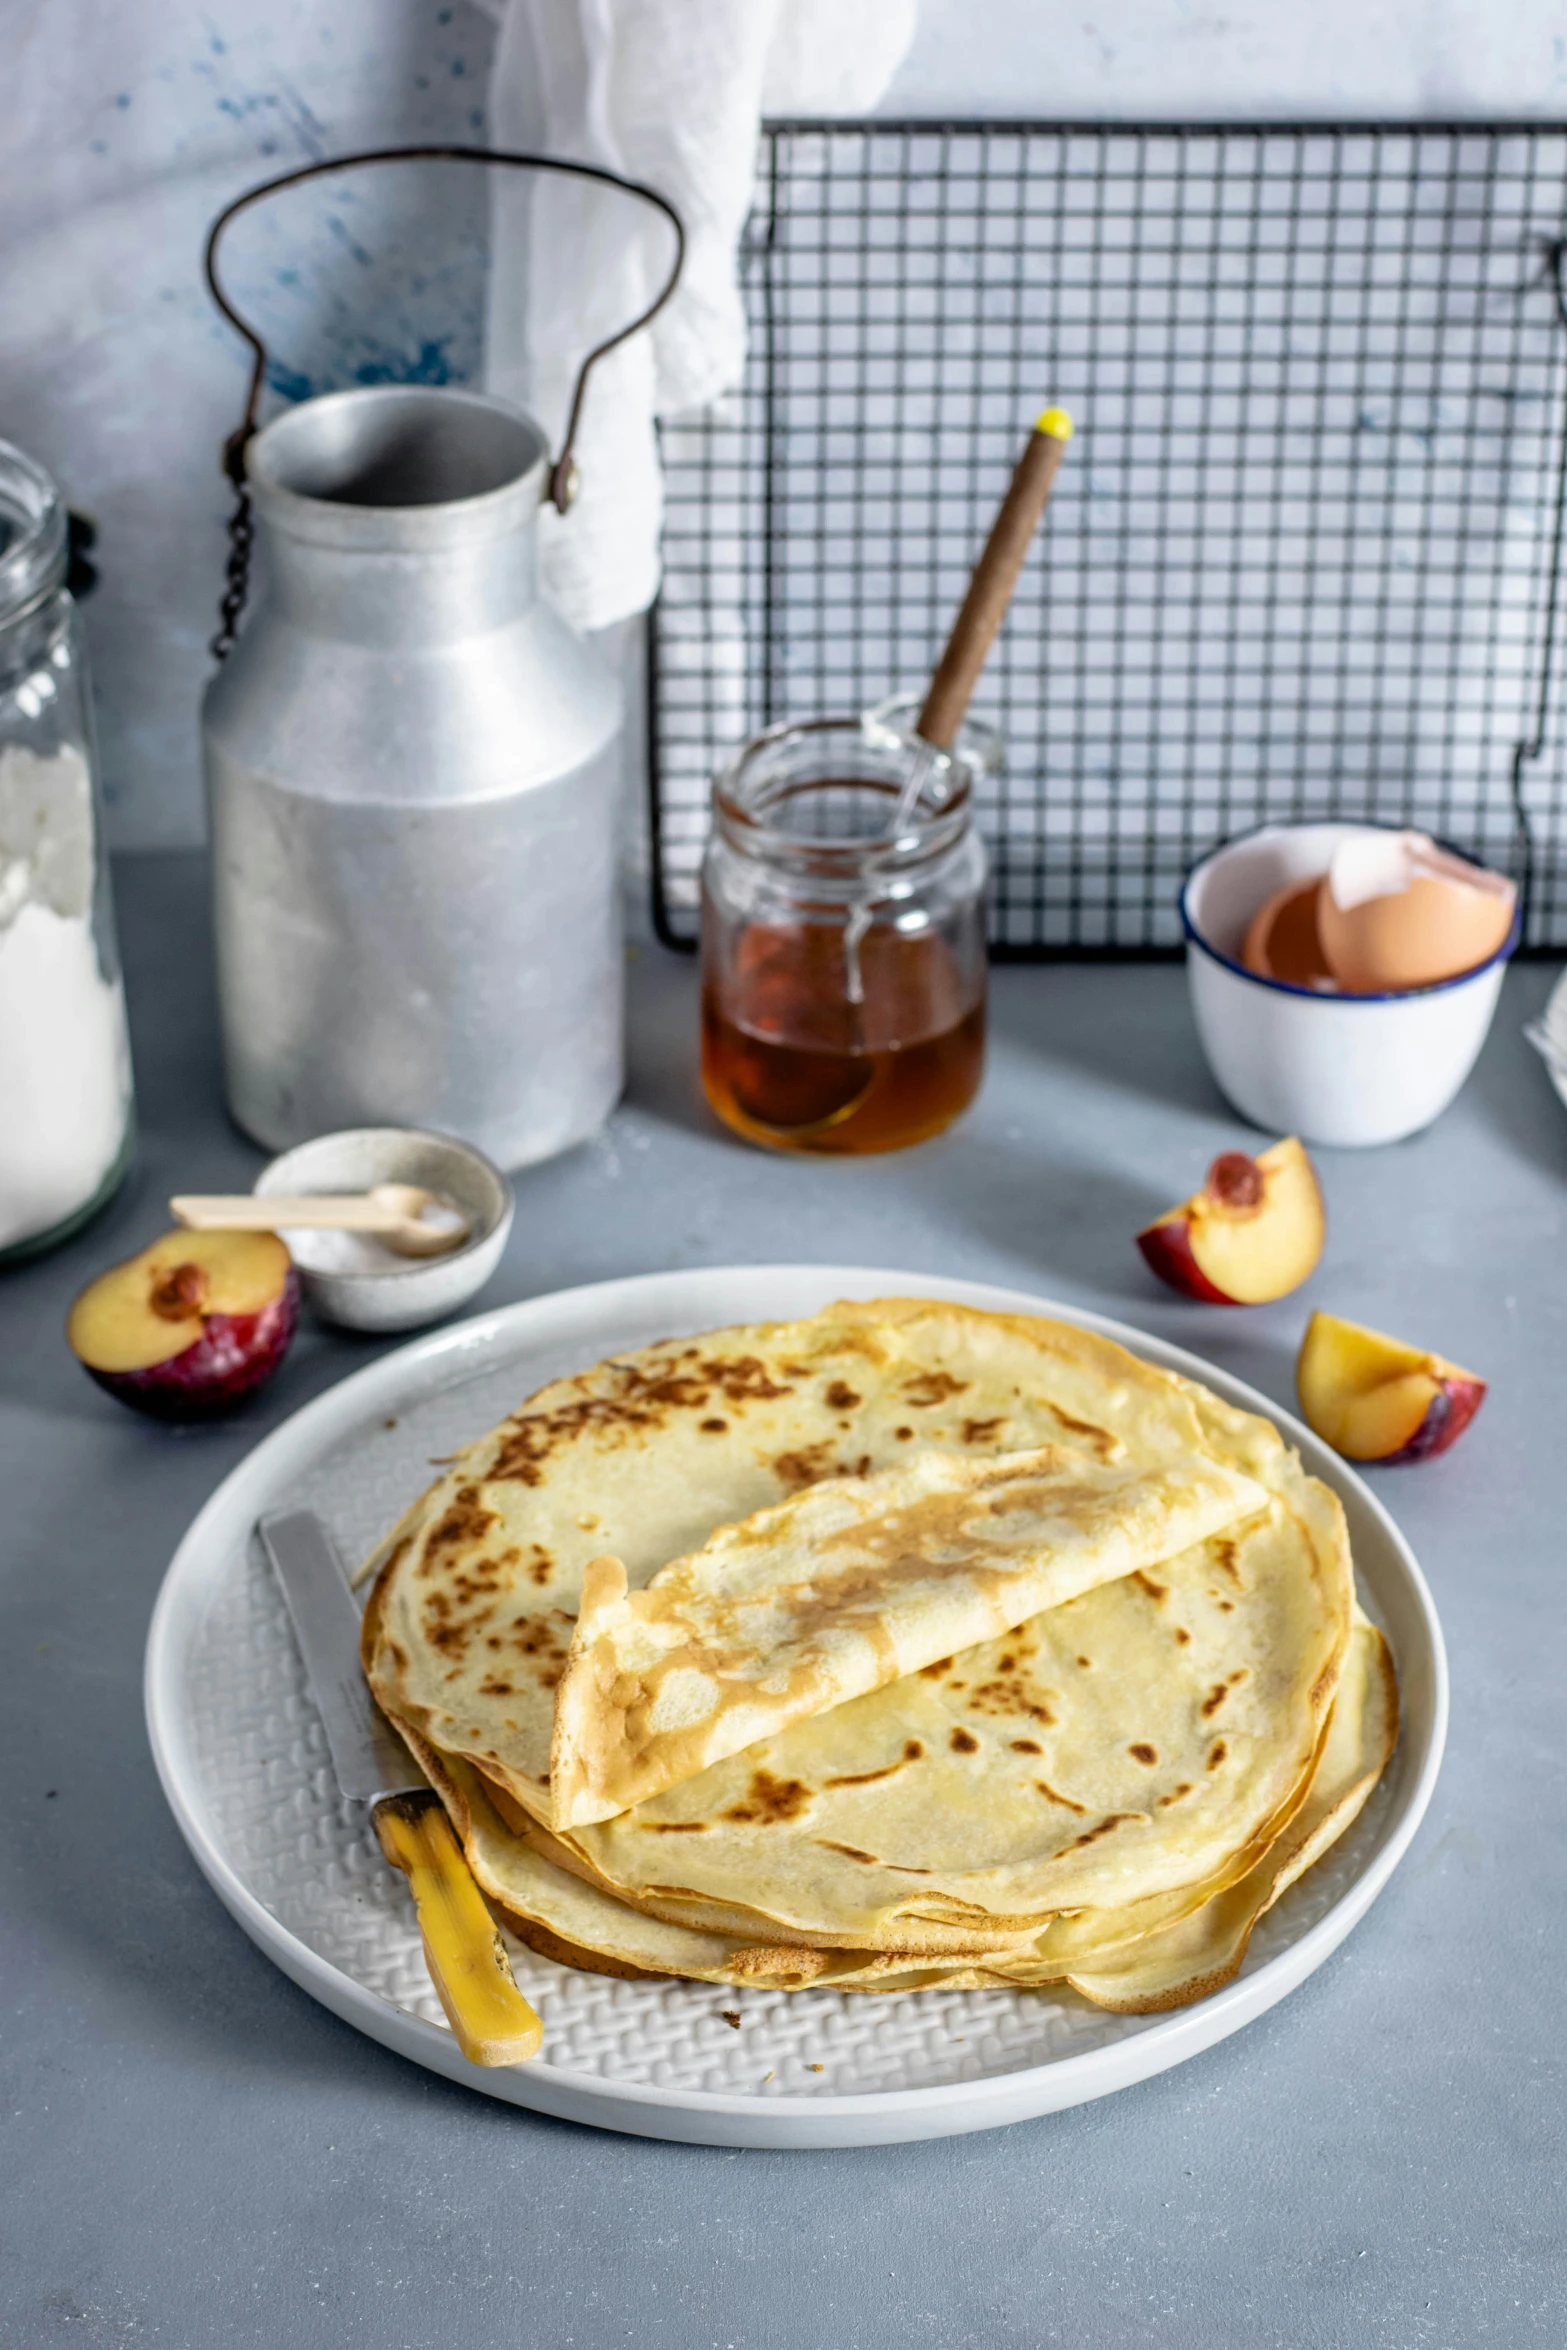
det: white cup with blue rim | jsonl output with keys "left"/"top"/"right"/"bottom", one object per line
{"left": 1181, "top": 822, "right": 1520, "bottom": 1148}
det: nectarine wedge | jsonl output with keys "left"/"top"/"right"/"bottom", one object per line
{"left": 1296, "top": 1310, "right": 1485, "bottom": 1463}
{"left": 68, "top": 1228, "right": 298, "bottom": 1420}
{"left": 1137, "top": 1138, "right": 1325, "bottom": 1305}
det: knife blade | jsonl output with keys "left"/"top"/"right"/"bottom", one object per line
{"left": 259, "top": 1509, "right": 543, "bottom": 2068}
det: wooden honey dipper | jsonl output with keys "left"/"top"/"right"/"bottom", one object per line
{"left": 886, "top": 407, "right": 1073, "bottom": 834}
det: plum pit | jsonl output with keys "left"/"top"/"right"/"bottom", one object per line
{"left": 151, "top": 1261, "right": 208, "bottom": 1320}
{"left": 1206, "top": 1152, "right": 1265, "bottom": 1211}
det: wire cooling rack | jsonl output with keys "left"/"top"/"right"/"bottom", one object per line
{"left": 648, "top": 122, "right": 1567, "bottom": 955}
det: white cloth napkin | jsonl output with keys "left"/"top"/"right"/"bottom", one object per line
{"left": 486, "top": 0, "right": 917, "bottom": 632}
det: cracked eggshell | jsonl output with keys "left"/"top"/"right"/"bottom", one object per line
{"left": 1318, "top": 833, "right": 1516, "bottom": 994}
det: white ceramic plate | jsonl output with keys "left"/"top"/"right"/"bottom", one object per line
{"left": 1540, "top": 968, "right": 1567, "bottom": 1114}
{"left": 144, "top": 1266, "right": 1446, "bottom": 2149}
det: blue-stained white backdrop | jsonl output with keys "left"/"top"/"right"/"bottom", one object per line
{"left": 2, "top": 0, "right": 1563, "bottom": 847}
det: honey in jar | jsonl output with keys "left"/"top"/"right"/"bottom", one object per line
{"left": 699, "top": 707, "right": 993, "bottom": 1155}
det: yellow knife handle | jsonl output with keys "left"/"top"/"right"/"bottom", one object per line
{"left": 373, "top": 1792, "right": 543, "bottom": 2067}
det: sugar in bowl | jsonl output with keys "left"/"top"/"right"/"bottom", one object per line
{"left": 700, "top": 701, "right": 996, "bottom": 1154}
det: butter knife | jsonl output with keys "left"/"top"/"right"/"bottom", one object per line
{"left": 259, "top": 1509, "right": 543, "bottom": 2068}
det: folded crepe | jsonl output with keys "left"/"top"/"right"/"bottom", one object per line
{"left": 548, "top": 1445, "right": 1268, "bottom": 1828}
{"left": 363, "top": 1299, "right": 1273, "bottom": 1830}
{"left": 388, "top": 1613, "right": 1394, "bottom": 2015}
{"left": 529, "top": 1486, "right": 1351, "bottom": 1941}
{"left": 361, "top": 1297, "right": 1372, "bottom": 2015}
{"left": 369, "top": 1464, "right": 1353, "bottom": 1949}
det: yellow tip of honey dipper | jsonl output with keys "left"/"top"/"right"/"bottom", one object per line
{"left": 1035, "top": 407, "right": 1074, "bottom": 441}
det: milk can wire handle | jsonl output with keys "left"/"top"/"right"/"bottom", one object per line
{"left": 203, "top": 143, "right": 687, "bottom": 660}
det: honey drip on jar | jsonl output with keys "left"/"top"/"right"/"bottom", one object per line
{"left": 702, "top": 919, "right": 985, "bottom": 1155}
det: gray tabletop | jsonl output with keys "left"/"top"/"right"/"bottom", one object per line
{"left": 4, "top": 850, "right": 1564, "bottom": 2349}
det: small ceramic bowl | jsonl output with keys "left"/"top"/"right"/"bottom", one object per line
{"left": 1182, "top": 822, "right": 1519, "bottom": 1149}
{"left": 253, "top": 1127, "right": 513, "bottom": 1333}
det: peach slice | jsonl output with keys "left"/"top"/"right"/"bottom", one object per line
{"left": 1136, "top": 1137, "right": 1325, "bottom": 1305}
{"left": 68, "top": 1228, "right": 299, "bottom": 1420}
{"left": 1296, "top": 1310, "right": 1485, "bottom": 1463}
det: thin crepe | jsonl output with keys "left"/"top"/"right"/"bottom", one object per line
{"left": 390, "top": 1616, "right": 1394, "bottom": 2013}
{"left": 530, "top": 1490, "right": 1350, "bottom": 1940}
{"left": 364, "top": 1299, "right": 1286, "bottom": 1829}
{"left": 1045, "top": 1609, "right": 1397, "bottom": 2009}
{"left": 549, "top": 1445, "right": 1267, "bottom": 1829}
{"left": 371, "top": 1464, "right": 1352, "bottom": 1951}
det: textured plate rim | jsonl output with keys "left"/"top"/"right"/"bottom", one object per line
{"left": 1542, "top": 968, "right": 1567, "bottom": 1112}
{"left": 144, "top": 1265, "right": 1448, "bottom": 2146}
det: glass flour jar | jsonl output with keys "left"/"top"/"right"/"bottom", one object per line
{"left": 0, "top": 440, "right": 134, "bottom": 1262}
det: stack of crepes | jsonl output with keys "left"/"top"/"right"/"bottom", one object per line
{"left": 360, "top": 1300, "right": 1397, "bottom": 2013}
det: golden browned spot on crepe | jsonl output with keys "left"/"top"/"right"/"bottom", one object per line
{"left": 416, "top": 1485, "right": 499, "bottom": 1578}
{"left": 722, "top": 1770, "right": 814, "bottom": 1825}
{"left": 1035, "top": 1778, "right": 1088, "bottom": 1814}
{"left": 1129, "top": 1743, "right": 1159, "bottom": 1765}
{"left": 967, "top": 1670, "right": 1056, "bottom": 1725}
{"left": 963, "top": 1416, "right": 1008, "bottom": 1444}
{"left": 1213, "top": 1537, "right": 1244, "bottom": 1584}
{"left": 773, "top": 1559, "right": 915, "bottom": 1639}
{"left": 824, "top": 1381, "right": 862, "bottom": 1411}
{"left": 824, "top": 1760, "right": 906, "bottom": 1789}
{"left": 1046, "top": 1406, "right": 1119, "bottom": 1459}
{"left": 706, "top": 1357, "right": 799, "bottom": 1403}
{"left": 1066, "top": 1811, "right": 1144, "bottom": 1851}
{"left": 1132, "top": 1570, "right": 1168, "bottom": 1602}
{"left": 902, "top": 1371, "right": 969, "bottom": 1407}
{"left": 459, "top": 1612, "right": 570, "bottom": 1694}
{"left": 488, "top": 1354, "right": 797, "bottom": 1485}
{"left": 772, "top": 1441, "right": 837, "bottom": 1491}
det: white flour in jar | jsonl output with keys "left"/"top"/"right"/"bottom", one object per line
{"left": 0, "top": 744, "right": 132, "bottom": 1250}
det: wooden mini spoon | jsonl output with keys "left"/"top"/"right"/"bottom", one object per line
{"left": 170, "top": 1184, "right": 471, "bottom": 1260}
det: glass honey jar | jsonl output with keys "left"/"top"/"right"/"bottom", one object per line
{"left": 700, "top": 699, "right": 996, "bottom": 1154}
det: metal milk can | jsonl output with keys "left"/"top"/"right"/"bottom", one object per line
{"left": 199, "top": 148, "right": 683, "bottom": 1168}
